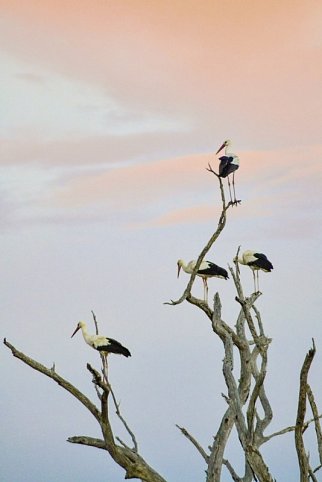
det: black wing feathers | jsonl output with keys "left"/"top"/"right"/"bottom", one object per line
{"left": 97, "top": 338, "right": 131, "bottom": 357}
{"left": 219, "top": 156, "right": 238, "bottom": 178}
{"left": 252, "top": 253, "right": 274, "bottom": 271}
{"left": 198, "top": 262, "right": 229, "bottom": 279}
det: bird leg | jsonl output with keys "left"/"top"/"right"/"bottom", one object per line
{"left": 102, "top": 354, "right": 109, "bottom": 384}
{"left": 256, "top": 271, "right": 260, "bottom": 293}
{"left": 252, "top": 270, "right": 256, "bottom": 293}
{"left": 232, "top": 172, "right": 237, "bottom": 205}
{"left": 202, "top": 278, "right": 208, "bottom": 303}
{"left": 227, "top": 177, "right": 233, "bottom": 204}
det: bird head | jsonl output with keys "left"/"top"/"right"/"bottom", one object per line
{"left": 71, "top": 320, "right": 85, "bottom": 338}
{"left": 177, "top": 259, "right": 183, "bottom": 278}
{"left": 216, "top": 139, "right": 231, "bottom": 155}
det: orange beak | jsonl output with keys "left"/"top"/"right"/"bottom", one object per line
{"left": 216, "top": 142, "right": 226, "bottom": 155}
{"left": 71, "top": 325, "right": 80, "bottom": 338}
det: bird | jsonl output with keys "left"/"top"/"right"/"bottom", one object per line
{"left": 71, "top": 321, "right": 131, "bottom": 363}
{"left": 177, "top": 259, "right": 228, "bottom": 302}
{"left": 235, "top": 250, "right": 273, "bottom": 293}
{"left": 216, "top": 139, "right": 240, "bottom": 205}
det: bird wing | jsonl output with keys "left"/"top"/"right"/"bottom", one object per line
{"left": 95, "top": 337, "right": 131, "bottom": 357}
{"left": 251, "top": 253, "right": 274, "bottom": 271}
{"left": 218, "top": 156, "right": 231, "bottom": 177}
{"left": 198, "top": 261, "right": 229, "bottom": 279}
{"left": 218, "top": 156, "right": 239, "bottom": 177}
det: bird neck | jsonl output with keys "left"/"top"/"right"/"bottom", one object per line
{"left": 80, "top": 324, "right": 91, "bottom": 344}
{"left": 182, "top": 263, "right": 190, "bottom": 274}
{"left": 183, "top": 261, "right": 195, "bottom": 274}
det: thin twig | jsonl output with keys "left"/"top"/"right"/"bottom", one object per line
{"left": 222, "top": 459, "right": 242, "bottom": 481}
{"left": 176, "top": 424, "right": 209, "bottom": 462}
{"left": 264, "top": 414, "right": 322, "bottom": 443}
{"left": 91, "top": 310, "right": 99, "bottom": 335}
{"left": 109, "top": 384, "right": 138, "bottom": 452}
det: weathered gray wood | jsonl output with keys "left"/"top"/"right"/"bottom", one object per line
{"left": 4, "top": 170, "right": 322, "bottom": 482}
{"left": 295, "top": 341, "right": 316, "bottom": 482}
{"left": 4, "top": 338, "right": 167, "bottom": 482}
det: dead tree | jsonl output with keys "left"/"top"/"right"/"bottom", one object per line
{"left": 4, "top": 163, "right": 322, "bottom": 481}
{"left": 167, "top": 165, "right": 322, "bottom": 481}
{"left": 3, "top": 332, "right": 166, "bottom": 482}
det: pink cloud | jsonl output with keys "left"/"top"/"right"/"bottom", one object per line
{"left": 49, "top": 153, "right": 210, "bottom": 209}
{"left": 2, "top": 1, "right": 322, "bottom": 147}
{"left": 44, "top": 144, "right": 322, "bottom": 227}
{"left": 150, "top": 204, "right": 219, "bottom": 227}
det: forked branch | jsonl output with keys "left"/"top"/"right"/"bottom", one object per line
{"left": 3, "top": 338, "right": 166, "bottom": 482}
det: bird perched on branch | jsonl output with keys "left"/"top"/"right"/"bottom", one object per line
{"left": 216, "top": 139, "right": 240, "bottom": 205}
{"left": 177, "top": 259, "right": 228, "bottom": 303}
{"left": 71, "top": 321, "right": 131, "bottom": 358}
{"left": 235, "top": 250, "right": 273, "bottom": 293}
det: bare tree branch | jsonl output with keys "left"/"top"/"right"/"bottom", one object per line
{"left": 165, "top": 167, "right": 230, "bottom": 306}
{"left": 4, "top": 338, "right": 166, "bottom": 482}
{"left": 3, "top": 338, "right": 101, "bottom": 423}
{"left": 109, "top": 383, "right": 139, "bottom": 453}
{"left": 295, "top": 340, "right": 316, "bottom": 482}
{"left": 222, "top": 459, "right": 242, "bottom": 482}
{"left": 176, "top": 424, "right": 209, "bottom": 462}
{"left": 91, "top": 310, "right": 99, "bottom": 335}
{"left": 247, "top": 347, "right": 268, "bottom": 443}
{"left": 307, "top": 384, "right": 322, "bottom": 467}
{"left": 206, "top": 406, "right": 236, "bottom": 482}
{"left": 67, "top": 436, "right": 106, "bottom": 450}
{"left": 6, "top": 159, "right": 322, "bottom": 482}
{"left": 264, "top": 414, "right": 322, "bottom": 443}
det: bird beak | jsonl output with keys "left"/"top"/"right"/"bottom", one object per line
{"left": 177, "top": 264, "right": 181, "bottom": 278}
{"left": 216, "top": 142, "right": 226, "bottom": 155}
{"left": 71, "top": 325, "right": 80, "bottom": 338}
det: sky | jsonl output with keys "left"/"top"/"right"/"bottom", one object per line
{"left": 1, "top": 0, "right": 322, "bottom": 480}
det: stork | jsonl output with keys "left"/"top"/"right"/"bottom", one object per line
{"left": 216, "top": 139, "right": 240, "bottom": 205}
{"left": 71, "top": 321, "right": 131, "bottom": 374}
{"left": 235, "top": 250, "right": 273, "bottom": 293}
{"left": 177, "top": 259, "right": 228, "bottom": 302}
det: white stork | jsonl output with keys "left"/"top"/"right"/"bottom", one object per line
{"left": 235, "top": 250, "right": 273, "bottom": 293}
{"left": 177, "top": 259, "right": 228, "bottom": 302}
{"left": 71, "top": 321, "right": 131, "bottom": 372}
{"left": 216, "top": 139, "right": 240, "bottom": 205}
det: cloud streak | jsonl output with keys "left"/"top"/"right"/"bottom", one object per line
{"left": 1, "top": 1, "right": 322, "bottom": 149}
{"left": 2, "top": 143, "right": 320, "bottom": 235}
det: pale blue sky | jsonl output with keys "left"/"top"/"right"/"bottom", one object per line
{"left": 1, "top": 1, "right": 322, "bottom": 481}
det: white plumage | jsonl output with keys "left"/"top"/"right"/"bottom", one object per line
{"left": 71, "top": 321, "right": 131, "bottom": 358}
{"left": 177, "top": 259, "right": 228, "bottom": 302}
{"left": 236, "top": 250, "right": 273, "bottom": 293}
